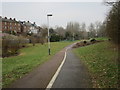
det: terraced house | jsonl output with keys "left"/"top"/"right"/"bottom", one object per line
{"left": 0, "top": 16, "right": 41, "bottom": 35}
{"left": 1, "top": 17, "right": 21, "bottom": 33}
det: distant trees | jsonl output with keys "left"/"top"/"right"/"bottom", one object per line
{"left": 55, "top": 26, "right": 66, "bottom": 41}
{"left": 97, "top": 21, "right": 106, "bottom": 37}
{"left": 4, "top": 20, "right": 107, "bottom": 45}
{"left": 80, "top": 23, "right": 88, "bottom": 39}
{"left": 87, "top": 21, "right": 107, "bottom": 38}
{"left": 88, "top": 23, "right": 96, "bottom": 38}
{"left": 65, "top": 21, "right": 106, "bottom": 40}
{"left": 66, "top": 22, "right": 84, "bottom": 40}
{"left": 66, "top": 22, "right": 76, "bottom": 40}
{"left": 50, "top": 21, "right": 107, "bottom": 41}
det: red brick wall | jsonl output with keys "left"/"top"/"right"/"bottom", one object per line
{"left": 2, "top": 21, "right": 21, "bottom": 33}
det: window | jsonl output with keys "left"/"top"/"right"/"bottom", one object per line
{"left": 5, "top": 22, "right": 7, "bottom": 25}
{"left": 10, "top": 23, "right": 12, "bottom": 25}
{"left": 5, "top": 26, "right": 7, "bottom": 29}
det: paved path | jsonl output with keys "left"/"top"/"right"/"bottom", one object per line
{"left": 10, "top": 47, "right": 67, "bottom": 88}
{"left": 9, "top": 43, "right": 92, "bottom": 88}
{"left": 52, "top": 48, "right": 92, "bottom": 88}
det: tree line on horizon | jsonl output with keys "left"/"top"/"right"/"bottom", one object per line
{"left": 39, "top": 21, "right": 106, "bottom": 42}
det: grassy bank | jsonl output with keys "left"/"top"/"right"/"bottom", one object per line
{"left": 74, "top": 41, "right": 118, "bottom": 88}
{"left": 95, "top": 37, "right": 108, "bottom": 41}
{"left": 3, "top": 41, "right": 75, "bottom": 87}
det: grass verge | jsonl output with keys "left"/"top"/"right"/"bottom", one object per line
{"left": 74, "top": 41, "right": 118, "bottom": 88}
{"left": 3, "top": 41, "right": 75, "bottom": 87}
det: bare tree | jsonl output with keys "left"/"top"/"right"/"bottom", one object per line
{"left": 55, "top": 27, "right": 65, "bottom": 36}
{"left": 80, "top": 23, "right": 88, "bottom": 39}
{"left": 66, "top": 22, "right": 81, "bottom": 40}
{"left": 39, "top": 24, "right": 48, "bottom": 44}
{"left": 88, "top": 23, "right": 96, "bottom": 38}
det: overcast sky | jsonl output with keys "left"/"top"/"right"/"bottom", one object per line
{"left": 1, "top": 1, "right": 110, "bottom": 28}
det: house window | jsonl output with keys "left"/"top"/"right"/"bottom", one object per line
{"left": 5, "top": 26, "right": 7, "bottom": 29}
{"left": 5, "top": 22, "right": 7, "bottom": 25}
{"left": 10, "top": 23, "right": 12, "bottom": 25}
{"left": 10, "top": 27, "right": 12, "bottom": 30}
{"left": 15, "top": 23, "right": 16, "bottom": 25}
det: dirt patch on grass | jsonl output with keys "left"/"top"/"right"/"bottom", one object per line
{"left": 19, "top": 53, "right": 26, "bottom": 56}
{"left": 72, "top": 39, "right": 103, "bottom": 48}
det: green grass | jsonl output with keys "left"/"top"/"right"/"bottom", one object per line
{"left": 74, "top": 41, "right": 118, "bottom": 88}
{"left": 3, "top": 41, "right": 75, "bottom": 87}
{"left": 95, "top": 37, "right": 108, "bottom": 41}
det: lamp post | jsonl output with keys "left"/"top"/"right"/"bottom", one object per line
{"left": 47, "top": 14, "right": 52, "bottom": 55}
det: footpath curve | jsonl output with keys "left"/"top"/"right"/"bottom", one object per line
{"left": 10, "top": 45, "right": 70, "bottom": 88}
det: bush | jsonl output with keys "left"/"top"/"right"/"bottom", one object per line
{"left": 83, "top": 41, "right": 87, "bottom": 44}
{"left": 50, "top": 34, "right": 60, "bottom": 42}
{"left": 90, "top": 38, "right": 96, "bottom": 43}
{"left": 2, "top": 34, "right": 29, "bottom": 57}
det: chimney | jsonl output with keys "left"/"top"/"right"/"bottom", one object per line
{"left": 5, "top": 17, "right": 7, "bottom": 19}
{"left": 0, "top": 16, "right": 2, "bottom": 18}
{"left": 13, "top": 18, "right": 16, "bottom": 21}
{"left": 10, "top": 18, "right": 12, "bottom": 20}
{"left": 34, "top": 22, "right": 35, "bottom": 24}
{"left": 27, "top": 21, "right": 29, "bottom": 23}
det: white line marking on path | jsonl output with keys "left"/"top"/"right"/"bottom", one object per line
{"left": 46, "top": 47, "right": 69, "bottom": 89}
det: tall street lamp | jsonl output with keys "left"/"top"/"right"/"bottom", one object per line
{"left": 47, "top": 14, "right": 52, "bottom": 55}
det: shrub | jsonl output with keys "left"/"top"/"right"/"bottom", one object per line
{"left": 2, "top": 34, "right": 29, "bottom": 57}
{"left": 50, "top": 34, "right": 60, "bottom": 42}
{"left": 90, "top": 38, "right": 96, "bottom": 43}
{"left": 83, "top": 41, "right": 87, "bottom": 44}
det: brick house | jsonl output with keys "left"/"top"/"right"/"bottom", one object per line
{"left": 23, "top": 21, "right": 32, "bottom": 33}
{"left": 19, "top": 21, "right": 36, "bottom": 34}
{"left": 18, "top": 21, "right": 31, "bottom": 33}
{"left": 21, "top": 21, "right": 41, "bottom": 34}
{"left": 0, "top": 16, "right": 41, "bottom": 35}
{"left": 1, "top": 17, "right": 21, "bottom": 33}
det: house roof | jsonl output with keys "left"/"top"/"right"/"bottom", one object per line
{"left": 24, "top": 21, "right": 32, "bottom": 26}
{"left": 1, "top": 17, "right": 40, "bottom": 28}
{"left": 2, "top": 18, "right": 18, "bottom": 23}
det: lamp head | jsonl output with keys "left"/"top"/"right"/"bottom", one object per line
{"left": 47, "top": 14, "right": 52, "bottom": 16}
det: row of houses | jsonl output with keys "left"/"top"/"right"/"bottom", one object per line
{"left": 0, "top": 16, "right": 42, "bottom": 35}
